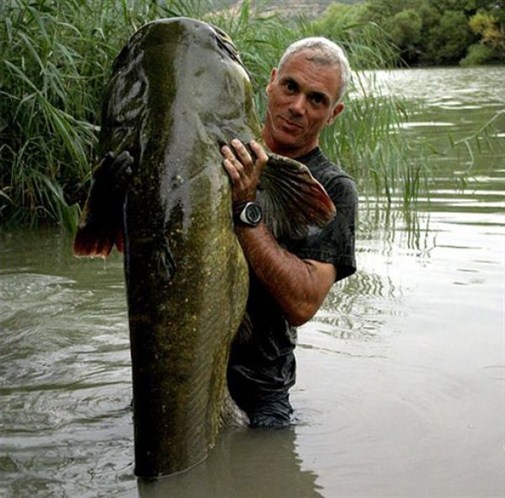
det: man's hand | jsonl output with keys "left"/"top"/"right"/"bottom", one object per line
{"left": 221, "top": 139, "right": 268, "bottom": 204}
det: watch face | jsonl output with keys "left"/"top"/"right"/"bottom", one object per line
{"left": 245, "top": 203, "right": 262, "bottom": 224}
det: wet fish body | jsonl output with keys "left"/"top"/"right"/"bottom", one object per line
{"left": 74, "top": 17, "right": 334, "bottom": 478}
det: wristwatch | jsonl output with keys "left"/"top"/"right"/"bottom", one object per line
{"left": 233, "top": 201, "right": 262, "bottom": 227}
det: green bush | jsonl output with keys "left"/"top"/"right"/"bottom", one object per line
{"left": 460, "top": 43, "right": 496, "bottom": 66}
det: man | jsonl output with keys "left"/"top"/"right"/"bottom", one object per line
{"left": 220, "top": 37, "right": 358, "bottom": 429}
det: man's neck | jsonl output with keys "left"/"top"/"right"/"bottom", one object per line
{"left": 261, "top": 129, "right": 318, "bottom": 159}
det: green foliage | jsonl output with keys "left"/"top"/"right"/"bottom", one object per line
{"left": 460, "top": 42, "right": 496, "bottom": 65}
{"left": 0, "top": 0, "right": 419, "bottom": 227}
{"left": 321, "top": 83, "right": 423, "bottom": 203}
{"left": 465, "top": 11, "right": 505, "bottom": 63}
{"left": 351, "top": 0, "right": 505, "bottom": 66}
{"left": 309, "top": 2, "right": 398, "bottom": 70}
{"left": 207, "top": 2, "right": 299, "bottom": 102}
{"left": 389, "top": 9, "right": 423, "bottom": 60}
{"left": 424, "top": 10, "right": 473, "bottom": 64}
{"left": 0, "top": 0, "right": 162, "bottom": 227}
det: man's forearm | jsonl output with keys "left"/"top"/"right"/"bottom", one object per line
{"left": 235, "top": 223, "right": 335, "bottom": 326}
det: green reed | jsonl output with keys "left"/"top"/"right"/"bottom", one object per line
{"left": 0, "top": 0, "right": 162, "bottom": 228}
{"left": 0, "top": 0, "right": 418, "bottom": 229}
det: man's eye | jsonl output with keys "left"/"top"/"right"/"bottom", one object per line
{"left": 311, "top": 94, "right": 325, "bottom": 105}
{"left": 285, "top": 80, "right": 297, "bottom": 92}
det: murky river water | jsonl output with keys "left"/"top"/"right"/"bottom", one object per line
{"left": 1, "top": 66, "right": 504, "bottom": 497}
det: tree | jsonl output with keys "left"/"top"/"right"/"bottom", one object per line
{"left": 309, "top": 2, "right": 398, "bottom": 69}
{"left": 388, "top": 9, "right": 423, "bottom": 60}
{"left": 424, "top": 10, "right": 473, "bottom": 64}
{"left": 324, "top": 0, "right": 505, "bottom": 65}
{"left": 469, "top": 10, "right": 504, "bottom": 49}
{"left": 461, "top": 10, "right": 505, "bottom": 64}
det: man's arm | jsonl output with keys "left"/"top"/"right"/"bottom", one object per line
{"left": 221, "top": 139, "right": 335, "bottom": 326}
{"left": 236, "top": 223, "right": 336, "bottom": 326}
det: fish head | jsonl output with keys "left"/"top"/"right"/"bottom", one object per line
{"left": 99, "top": 17, "right": 260, "bottom": 157}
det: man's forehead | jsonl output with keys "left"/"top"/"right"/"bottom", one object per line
{"left": 282, "top": 48, "right": 334, "bottom": 66}
{"left": 279, "top": 51, "right": 339, "bottom": 77}
{"left": 279, "top": 51, "right": 336, "bottom": 76}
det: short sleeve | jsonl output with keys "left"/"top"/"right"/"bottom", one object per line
{"left": 284, "top": 174, "right": 358, "bottom": 282}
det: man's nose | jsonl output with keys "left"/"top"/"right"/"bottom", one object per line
{"left": 289, "top": 94, "right": 305, "bottom": 116}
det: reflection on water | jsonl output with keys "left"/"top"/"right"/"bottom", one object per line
{"left": 1, "top": 67, "right": 504, "bottom": 497}
{"left": 138, "top": 429, "right": 323, "bottom": 498}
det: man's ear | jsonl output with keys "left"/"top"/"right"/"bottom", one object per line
{"left": 327, "top": 102, "right": 344, "bottom": 125}
{"left": 266, "top": 68, "right": 278, "bottom": 95}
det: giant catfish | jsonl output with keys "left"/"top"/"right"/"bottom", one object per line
{"left": 73, "top": 17, "right": 335, "bottom": 478}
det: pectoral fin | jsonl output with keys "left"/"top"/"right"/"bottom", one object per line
{"left": 258, "top": 153, "right": 336, "bottom": 240}
{"left": 73, "top": 152, "right": 130, "bottom": 257}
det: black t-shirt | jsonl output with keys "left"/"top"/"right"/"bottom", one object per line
{"left": 228, "top": 147, "right": 358, "bottom": 411}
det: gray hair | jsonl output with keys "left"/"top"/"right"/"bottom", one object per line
{"left": 278, "top": 37, "right": 351, "bottom": 104}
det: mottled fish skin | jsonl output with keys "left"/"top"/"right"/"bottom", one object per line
{"left": 73, "top": 17, "right": 335, "bottom": 478}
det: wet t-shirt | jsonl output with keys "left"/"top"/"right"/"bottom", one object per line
{"left": 281, "top": 147, "right": 357, "bottom": 281}
{"left": 228, "top": 147, "right": 358, "bottom": 415}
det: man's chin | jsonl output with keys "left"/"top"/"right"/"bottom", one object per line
{"left": 274, "top": 129, "right": 301, "bottom": 149}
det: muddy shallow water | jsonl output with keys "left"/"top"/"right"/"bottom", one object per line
{"left": 1, "top": 66, "right": 504, "bottom": 497}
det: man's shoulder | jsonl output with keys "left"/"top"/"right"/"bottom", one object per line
{"left": 297, "top": 148, "right": 356, "bottom": 202}
{"left": 297, "top": 147, "right": 353, "bottom": 180}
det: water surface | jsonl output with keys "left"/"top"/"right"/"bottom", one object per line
{"left": 1, "top": 66, "right": 504, "bottom": 497}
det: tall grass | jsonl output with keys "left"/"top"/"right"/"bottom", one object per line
{"left": 0, "top": 0, "right": 163, "bottom": 228}
{"left": 0, "top": 0, "right": 416, "bottom": 229}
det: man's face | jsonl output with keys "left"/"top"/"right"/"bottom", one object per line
{"left": 263, "top": 50, "right": 344, "bottom": 158}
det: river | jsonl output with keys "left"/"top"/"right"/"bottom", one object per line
{"left": 1, "top": 66, "right": 504, "bottom": 497}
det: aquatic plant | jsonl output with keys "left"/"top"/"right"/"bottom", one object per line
{"left": 0, "top": 0, "right": 418, "bottom": 228}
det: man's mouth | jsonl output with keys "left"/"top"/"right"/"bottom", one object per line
{"left": 279, "top": 116, "right": 303, "bottom": 131}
